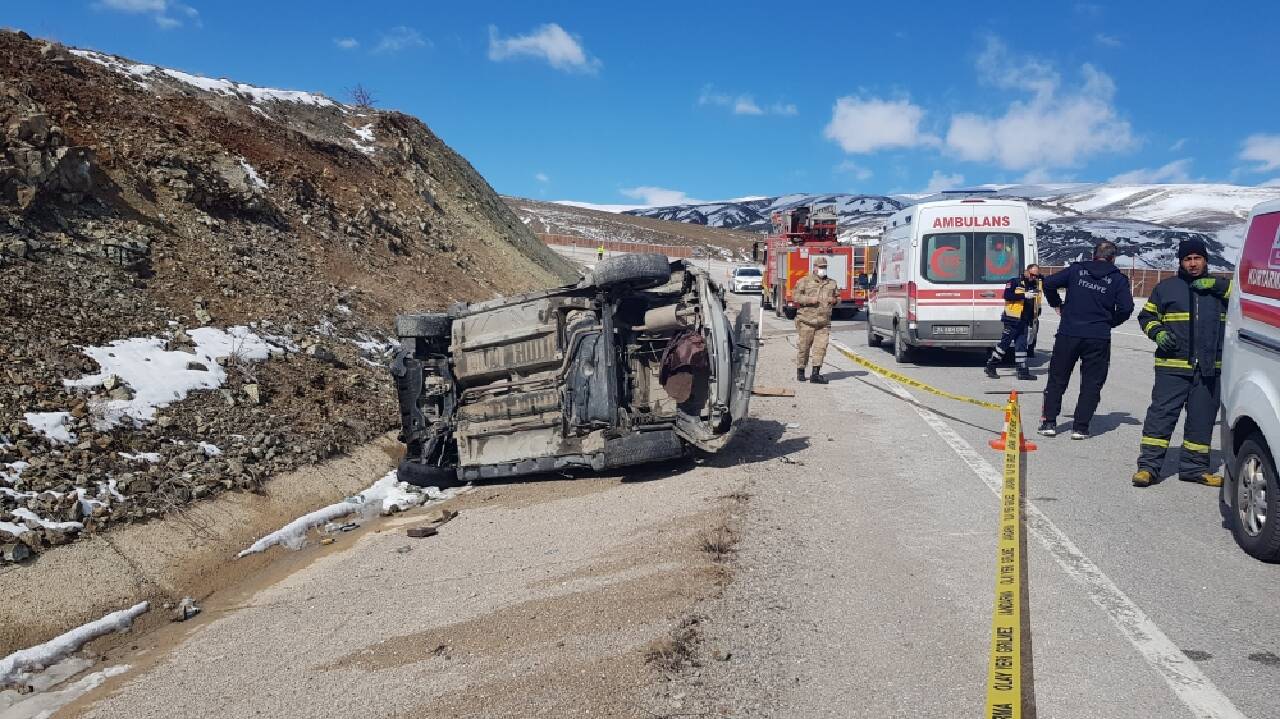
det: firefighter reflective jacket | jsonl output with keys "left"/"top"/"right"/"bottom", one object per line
{"left": 1002, "top": 277, "right": 1042, "bottom": 323}
{"left": 1138, "top": 273, "right": 1231, "bottom": 375}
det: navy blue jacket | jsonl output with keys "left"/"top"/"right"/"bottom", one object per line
{"left": 1042, "top": 260, "right": 1135, "bottom": 340}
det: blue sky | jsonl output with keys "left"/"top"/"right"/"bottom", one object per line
{"left": 6, "top": 1, "right": 1280, "bottom": 205}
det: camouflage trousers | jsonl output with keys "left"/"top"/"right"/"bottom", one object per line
{"left": 796, "top": 322, "right": 831, "bottom": 368}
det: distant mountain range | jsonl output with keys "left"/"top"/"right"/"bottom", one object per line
{"left": 604, "top": 184, "right": 1280, "bottom": 271}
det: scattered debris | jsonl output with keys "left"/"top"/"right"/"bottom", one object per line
{"left": 173, "top": 597, "right": 200, "bottom": 622}
{"left": 319, "top": 537, "right": 335, "bottom": 546}
{"left": 752, "top": 386, "right": 795, "bottom": 397}
{"left": 406, "top": 525, "right": 437, "bottom": 539}
{"left": 785, "top": 422, "right": 801, "bottom": 429}
{"left": 779, "top": 456, "right": 805, "bottom": 466}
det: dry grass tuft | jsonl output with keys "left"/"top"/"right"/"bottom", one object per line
{"left": 645, "top": 616, "right": 702, "bottom": 673}
{"left": 700, "top": 525, "right": 738, "bottom": 561}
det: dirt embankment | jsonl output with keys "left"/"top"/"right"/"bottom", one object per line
{"left": 0, "top": 28, "right": 577, "bottom": 566}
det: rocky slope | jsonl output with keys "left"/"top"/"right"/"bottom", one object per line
{"left": 0, "top": 30, "right": 576, "bottom": 561}
{"left": 622, "top": 184, "right": 1280, "bottom": 270}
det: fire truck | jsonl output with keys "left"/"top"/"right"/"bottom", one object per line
{"left": 755, "top": 205, "right": 874, "bottom": 319}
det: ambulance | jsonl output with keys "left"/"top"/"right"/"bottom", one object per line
{"left": 866, "top": 194, "right": 1038, "bottom": 362}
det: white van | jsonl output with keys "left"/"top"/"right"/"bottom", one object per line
{"left": 867, "top": 197, "right": 1038, "bottom": 362}
{"left": 1222, "top": 198, "right": 1280, "bottom": 561}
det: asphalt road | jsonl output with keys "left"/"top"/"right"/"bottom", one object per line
{"left": 700, "top": 289, "right": 1278, "bottom": 718}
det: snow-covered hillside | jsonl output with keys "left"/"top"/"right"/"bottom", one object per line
{"left": 614, "top": 184, "right": 1280, "bottom": 270}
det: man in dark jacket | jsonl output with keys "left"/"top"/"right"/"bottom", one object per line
{"left": 985, "top": 264, "right": 1041, "bottom": 381}
{"left": 1037, "top": 241, "right": 1135, "bottom": 439}
{"left": 1131, "top": 239, "right": 1231, "bottom": 487}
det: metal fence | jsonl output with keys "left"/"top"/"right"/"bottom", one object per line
{"left": 537, "top": 233, "right": 693, "bottom": 259}
{"left": 1039, "top": 265, "right": 1231, "bottom": 298}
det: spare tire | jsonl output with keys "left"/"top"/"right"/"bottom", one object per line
{"left": 590, "top": 253, "right": 671, "bottom": 290}
{"left": 395, "top": 313, "right": 450, "bottom": 339}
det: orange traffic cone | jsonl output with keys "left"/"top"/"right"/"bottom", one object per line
{"left": 989, "top": 390, "right": 1037, "bottom": 452}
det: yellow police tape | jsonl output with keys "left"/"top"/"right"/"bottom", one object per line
{"left": 985, "top": 396, "right": 1027, "bottom": 718}
{"left": 830, "top": 343, "right": 1006, "bottom": 411}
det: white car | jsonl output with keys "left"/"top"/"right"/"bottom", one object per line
{"left": 1222, "top": 198, "right": 1280, "bottom": 561}
{"left": 730, "top": 266, "right": 763, "bottom": 294}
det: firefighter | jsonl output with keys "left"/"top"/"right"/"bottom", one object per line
{"left": 985, "top": 264, "right": 1042, "bottom": 381}
{"left": 1038, "top": 240, "right": 1134, "bottom": 439}
{"left": 596, "top": 244, "right": 605, "bottom": 262}
{"left": 1131, "top": 239, "right": 1231, "bottom": 488}
{"left": 794, "top": 255, "right": 839, "bottom": 384}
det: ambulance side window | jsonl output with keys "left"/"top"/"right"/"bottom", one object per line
{"left": 922, "top": 233, "right": 969, "bottom": 283}
{"left": 977, "top": 233, "right": 1023, "bottom": 283}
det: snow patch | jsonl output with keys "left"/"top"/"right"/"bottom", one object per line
{"left": 350, "top": 123, "right": 376, "bottom": 155}
{"left": 0, "top": 602, "right": 147, "bottom": 687}
{"left": 197, "top": 442, "right": 222, "bottom": 457}
{"left": 22, "top": 413, "right": 75, "bottom": 445}
{"left": 236, "top": 472, "right": 460, "bottom": 558}
{"left": 238, "top": 159, "right": 268, "bottom": 190}
{"left": 63, "top": 326, "right": 271, "bottom": 428}
{"left": 0, "top": 663, "right": 130, "bottom": 719}
{"left": 10, "top": 509, "right": 82, "bottom": 532}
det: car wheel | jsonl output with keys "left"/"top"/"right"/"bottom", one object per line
{"left": 589, "top": 253, "right": 671, "bottom": 290}
{"left": 867, "top": 316, "right": 883, "bottom": 347}
{"left": 1231, "top": 434, "right": 1280, "bottom": 562}
{"left": 395, "top": 313, "right": 450, "bottom": 339}
{"left": 397, "top": 459, "right": 463, "bottom": 489}
{"left": 893, "top": 324, "right": 912, "bottom": 363}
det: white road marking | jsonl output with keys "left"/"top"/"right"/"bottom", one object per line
{"left": 829, "top": 339, "right": 1250, "bottom": 719}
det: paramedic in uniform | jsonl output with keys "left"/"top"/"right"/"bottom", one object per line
{"left": 793, "top": 255, "right": 839, "bottom": 384}
{"left": 985, "top": 264, "right": 1042, "bottom": 381}
{"left": 1131, "top": 238, "right": 1231, "bottom": 488}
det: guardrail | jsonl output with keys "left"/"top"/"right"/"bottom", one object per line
{"left": 1039, "top": 265, "right": 1231, "bottom": 298}
{"left": 537, "top": 233, "right": 693, "bottom": 258}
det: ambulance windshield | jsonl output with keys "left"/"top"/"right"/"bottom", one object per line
{"left": 922, "top": 232, "right": 1023, "bottom": 284}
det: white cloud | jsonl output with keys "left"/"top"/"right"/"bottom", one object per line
{"left": 823, "top": 96, "right": 937, "bottom": 153}
{"left": 1109, "top": 159, "right": 1194, "bottom": 184}
{"left": 834, "top": 160, "right": 873, "bottom": 181}
{"left": 334, "top": 37, "right": 359, "bottom": 50}
{"left": 1094, "top": 33, "right": 1122, "bottom": 47}
{"left": 488, "top": 23, "right": 600, "bottom": 74}
{"left": 97, "top": 0, "right": 198, "bottom": 28}
{"left": 922, "top": 170, "right": 965, "bottom": 193}
{"left": 698, "top": 85, "right": 796, "bottom": 117}
{"left": 534, "top": 172, "right": 550, "bottom": 183}
{"left": 944, "top": 37, "right": 1135, "bottom": 170}
{"left": 1240, "top": 134, "right": 1280, "bottom": 173}
{"left": 620, "top": 186, "right": 704, "bottom": 207}
{"left": 1169, "top": 137, "right": 1188, "bottom": 152}
{"left": 1260, "top": 178, "right": 1280, "bottom": 188}
{"left": 374, "top": 26, "right": 427, "bottom": 54}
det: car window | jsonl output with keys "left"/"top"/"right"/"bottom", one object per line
{"left": 735, "top": 268, "right": 762, "bottom": 276}
{"left": 977, "top": 233, "right": 1023, "bottom": 283}
{"left": 922, "top": 233, "right": 969, "bottom": 283}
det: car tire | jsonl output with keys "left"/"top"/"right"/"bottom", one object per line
{"left": 397, "top": 459, "right": 463, "bottom": 489}
{"left": 867, "top": 316, "right": 883, "bottom": 347}
{"left": 893, "top": 323, "right": 912, "bottom": 363}
{"left": 395, "top": 313, "right": 450, "bottom": 339}
{"left": 590, "top": 253, "right": 671, "bottom": 290}
{"left": 1230, "top": 434, "right": 1280, "bottom": 562}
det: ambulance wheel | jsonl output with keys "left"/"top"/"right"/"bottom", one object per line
{"left": 893, "top": 324, "right": 912, "bottom": 363}
{"left": 867, "top": 318, "right": 883, "bottom": 347}
{"left": 1230, "top": 434, "right": 1280, "bottom": 562}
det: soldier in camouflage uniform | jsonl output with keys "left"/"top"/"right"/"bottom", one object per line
{"left": 793, "top": 255, "right": 840, "bottom": 384}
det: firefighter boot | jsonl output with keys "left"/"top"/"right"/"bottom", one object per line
{"left": 1132, "top": 469, "right": 1154, "bottom": 487}
{"left": 1180, "top": 472, "right": 1223, "bottom": 487}
{"left": 797, "top": 368, "right": 807, "bottom": 382}
{"left": 984, "top": 363, "right": 999, "bottom": 379}
{"left": 809, "top": 367, "right": 829, "bottom": 384}
{"left": 1016, "top": 367, "right": 1034, "bottom": 381}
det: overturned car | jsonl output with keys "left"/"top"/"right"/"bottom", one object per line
{"left": 390, "top": 253, "right": 759, "bottom": 486}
